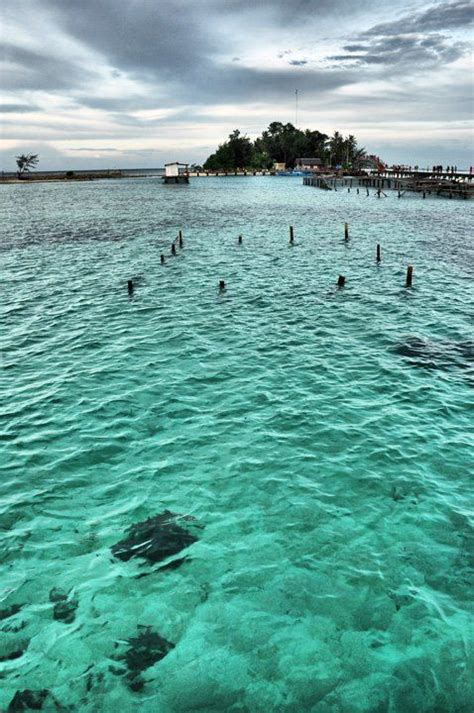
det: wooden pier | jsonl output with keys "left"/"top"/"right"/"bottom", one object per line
{"left": 189, "top": 169, "right": 273, "bottom": 177}
{"left": 303, "top": 169, "right": 473, "bottom": 199}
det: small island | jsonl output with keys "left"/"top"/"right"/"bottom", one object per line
{"left": 202, "top": 122, "right": 373, "bottom": 174}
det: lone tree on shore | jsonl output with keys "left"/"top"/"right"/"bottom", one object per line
{"left": 16, "top": 153, "right": 39, "bottom": 178}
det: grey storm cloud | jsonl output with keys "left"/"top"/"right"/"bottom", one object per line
{"left": 330, "top": 32, "right": 467, "bottom": 66}
{"left": 72, "top": 63, "right": 353, "bottom": 114}
{"left": 361, "top": 0, "right": 473, "bottom": 37}
{"left": 1, "top": 42, "right": 95, "bottom": 91}
{"left": 329, "top": 0, "right": 471, "bottom": 68}
{"left": 289, "top": 59, "right": 308, "bottom": 66}
{"left": 0, "top": 103, "right": 38, "bottom": 113}
{"left": 6, "top": 0, "right": 361, "bottom": 103}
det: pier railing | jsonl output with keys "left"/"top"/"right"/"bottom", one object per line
{"left": 303, "top": 173, "right": 474, "bottom": 199}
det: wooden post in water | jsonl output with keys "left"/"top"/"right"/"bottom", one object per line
{"left": 357, "top": 188, "right": 359, "bottom": 194}
{"left": 127, "top": 280, "right": 133, "bottom": 295}
{"left": 160, "top": 253, "right": 165, "bottom": 264}
{"left": 238, "top": 235, "right": 243, "bottom": 244}
{"left": 289, "top": 226, "right": 294, "bottom": 244}
{"left": 344, "top": 222, "right": 349, "bottom": 241}
{"left": 178, "top": 230, "right": 183, "bottom": 247}
{"left": 366, "top": 188, "right": 369, "bottom": 197}
{"left": 337, "top": 275, "right": 346, "bottom": 287}
{"left": 171, "top": 243, "right": 176, "bottom": 255}
{"left": 376, "top": 244, "right": 381, "bottom": 263}
{"left": 406, "top": 265, "right": 413, "bottom": 288}
{"left": 398, "top": 190, "right": 401, "bottom": 198}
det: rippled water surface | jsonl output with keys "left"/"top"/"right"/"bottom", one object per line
{"left": 1, "top": 177, "right": 473, "bottom": 712}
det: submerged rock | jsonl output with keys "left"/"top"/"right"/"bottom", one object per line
{"left": 49, "top": 588, "right": 78, "bottom": 624}
{"left": 111, "top": 510, "right": 199, "bottom": 566}
{"left": 7, "top": 689, "right": 63, "bottom": 711}
{"left": 7, "top": 690, "right": 49, "bottom": 711}
{"left": 0, "top": 604, "right": 22, "bottom": 621}
{"left": 112, "top": 626, "right": 175, "bottom": 691}
{"left": 394, "top": 336, "right": 474, "bottom": 370}
{"left": 49, "top": 588, "right": 68, "bottom": 603}
{"left": 0, "top": 640, "right": 28, "bottom": 663}
{"left": 52, "top": 600, "right": 78, "bottom": 624}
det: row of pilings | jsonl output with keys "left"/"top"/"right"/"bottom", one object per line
{"left": 303, "top": 174, "right": 473, "bottom": 199}
{"left": 127, "top": 225, "right": 415, "bottom": 297}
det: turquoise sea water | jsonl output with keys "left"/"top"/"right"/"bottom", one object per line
{"left": 1, "top": 177, "right": 473, "bottom": 712}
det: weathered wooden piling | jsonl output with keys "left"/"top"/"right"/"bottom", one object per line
{"left": 171, "top": 243, "right": 176, "bottom": 255}
{"left": 178, "top": 230, "right": 183, "bottom": 247}
{"left": 160, "top": 254, "right": 165, "bottom": 264}
{"left": 127, "top": 280, "right": 133, "bottom": 295}
{"left": 406, "top": 265, "right": 413, "bottom": 288}
{"left": 344, "top": 222, "right": 349, "bottom": 241}
{"left": 366, "top": 188, "right": 369, "bottom": 197}
{"left": 398, "top": 190, "right": 401, "bottom": 198}
{"left": 219, "top": 280, "right": 225, "bottom": 290}
{"left": 376, "top": 244, "right": 381, "bottom": 262}
{"left": 289, "top": 226, "right": 294, "bottom": 244}
{"left": 238, "top": 235, "right": 243, "bottom": 244}
{"left": 337, "top": 275, "right": 346, "bottom": 287}
{"left": 357, "top": 188, "right": 359, "bottom": 195}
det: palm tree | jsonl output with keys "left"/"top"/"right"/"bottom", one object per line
{"left": 16, "top": 154, "right": 39, "bottom": 178}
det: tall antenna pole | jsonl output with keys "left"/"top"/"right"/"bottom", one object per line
{"left": 295, "top": 89, "right": 298, "bottom": 128}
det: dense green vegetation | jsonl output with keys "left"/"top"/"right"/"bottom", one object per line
{"left": 203, "top": 123, "right": 365, "bottom": 171}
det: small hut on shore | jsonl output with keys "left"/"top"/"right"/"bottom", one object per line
{"left": 295, "top": 158, "right": 323, "bottom": 173}
{"left": 163, "top": 162, "right": 189, "bottom": 184}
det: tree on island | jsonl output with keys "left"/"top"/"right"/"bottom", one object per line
{"left": 204, "top": 130, "right": 254, "bottom": 170}
{"left": 203, "top": 123, "right": 366, "bottom": 171}
{"left": 16, "top": 153, "right": 39, "bottom": 178}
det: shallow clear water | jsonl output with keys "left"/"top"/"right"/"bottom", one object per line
{"left": 1, "top": 177, "right": 473, "bottom": 712}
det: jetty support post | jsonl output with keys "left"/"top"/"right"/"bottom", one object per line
{"left": 337, "top": 275, "right": 346, "bottom": 288}
{"left": 171, "top": 243, "right": 176, "bottom": 255}
{"left": 289, "top": 226, "right": 294, "bottom": 244}
{"left": 178, "top": 230, "right": 183, "bottom": 247}
{"left": 160, "top": 254, "right": 165, "bottom": 264}
{"left": 406, "top": 265, "right": 413, "bottom": 288}
{"left": 127, "top": 279, "right": 134, "bottom": 295}
{"left": 376, "top": 244, "right": 381, "bottom": 263}
{"left": 344, "top": 222, "right": 349, "bottom": 241}
{"left": 238, "top": 235, "right": 243, "bottom": 244}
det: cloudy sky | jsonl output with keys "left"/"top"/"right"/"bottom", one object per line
{"left": 1, "top": 0, "right": 472, "bottom": 170}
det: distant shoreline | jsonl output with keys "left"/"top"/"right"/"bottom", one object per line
{"left": 0, "top": 170, "right": 154, "bottom": 184}
{"left": 2, "top": 168, "right": 472, "bottom": 186}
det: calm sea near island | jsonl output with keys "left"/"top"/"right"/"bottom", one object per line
{"left": 1, "top": 176, "right": 473, "bottom": 712}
